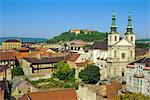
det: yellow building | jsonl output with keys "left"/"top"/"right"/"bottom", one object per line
{"left": 2, "top": 39, "right": 21, "bottom": 50}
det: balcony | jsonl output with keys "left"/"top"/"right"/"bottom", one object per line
{"left": 134, "top": 74, "right": 144, "bottom": 78}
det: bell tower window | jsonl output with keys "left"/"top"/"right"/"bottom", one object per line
{"left": 110, "top": 36, "right": 111, "bottom": 42}
{"left": 131, "top": 36, "right": 133, "bottom": 42}
{"left": 115, "top": 36, "right": 117, "bottom": 41}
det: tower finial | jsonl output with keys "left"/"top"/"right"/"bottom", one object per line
{"left": 127, "top": 10, "right": 132, "bottom": 28}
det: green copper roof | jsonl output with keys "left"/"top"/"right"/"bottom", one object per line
{"left": 110, "top": 12, "right": 118, "bottom": 34}
{"left": 127, "top": 13, "right": 132, "bottom": 28}
{"left": 125, "top": 12, "right": 134, "bottom": 35}
{"left": 111, "top": 12, "right": 117, "bottom": 27}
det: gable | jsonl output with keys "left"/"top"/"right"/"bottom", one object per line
{"left": 114, "top": 39, "right": 133, "bottom": 46}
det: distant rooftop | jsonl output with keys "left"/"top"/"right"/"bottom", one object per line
{"left": 4, "top": 39, "right": 21, "bottom": 42}
{"left": 127, "top": 57, "right": 150, "bottom": 70}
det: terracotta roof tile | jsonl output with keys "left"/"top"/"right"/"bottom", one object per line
{"left": 24, "top": 57, "right": 64, "bottom": 64}
{"left": 65, "top": 53, "right": 80, "bottom": 62}
{"left": 0, "top": 52, "right": 16, "bottom": 61}
{"left": 22, "top": 88, "right": 78, "bottom": 100}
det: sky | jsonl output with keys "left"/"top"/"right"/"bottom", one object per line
{"left": 0, "top": 0, "right": 149, "bottom": 39}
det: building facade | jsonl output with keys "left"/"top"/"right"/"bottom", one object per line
{"left": 107, "top": 12, "right": 135, "bottom": 78}
{"left": 2, "top": 39, "right": 21, "bottom": 50}
{"left": 89, "top": 12, "right": 136, "bottom": 79}
{"left": 125, "top": 57, "right": 150, "bottom": 96}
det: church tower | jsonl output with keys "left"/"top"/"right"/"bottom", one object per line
{"left": 108, "top": 12, "right": 120, "bottom": 46}
{"left": 124, "top": 12, "right": 135, "bottom": 45}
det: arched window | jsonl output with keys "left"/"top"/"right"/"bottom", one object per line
{"left": 115, "top": 36, "right": 117, "bottom": 41}
{"left": 110, "top": 36, "right": 111, "bottom": 42}
{"left": 131, "top": 36, "right": 133, "bottom": 42}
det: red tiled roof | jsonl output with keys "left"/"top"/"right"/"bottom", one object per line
{"left": 22, "top": 88, "right": 78, "bottom": 100}
{"left": 75, "top": 60, "right": 93, "bottom": 67}
{"left": 0, "top": 52, "right": 16, "bottom": 61}
{"left": 65, "top": 53, "right": 80, "bottom": 62}
{"left": 18, "top": 47, "right": 29, "bottom": 51}
{"left": 70, "top": 40, "right": 88, "bottom": 45}
{"left": 24, "top": 57, "right": 64, "bottom": 64}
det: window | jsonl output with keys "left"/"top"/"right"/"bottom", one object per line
{"left": 110, "top": 36, "right": 111, "bottom": 42}
{"left": 18, "top": 90, "right": 21, "bottom": 94}
{"left": 115, "top": 36, "right": 117, "bottom": 41}
{"left": 131, "top": 36, "right": 133, "bottom": 41}
{"left": 141, "top": 80, "right": 142, "bottom": 85}
{"left": 130, "top": 51, "right": 132, "bottom": 57}
{"left": 114, "top": 51, "right": 117, "bottom": 58}
{"left": 114, "top": 68, "right": 116, "bottom": 75}
{"left": 121, "top": 53, "right": 126, "bottom": 59}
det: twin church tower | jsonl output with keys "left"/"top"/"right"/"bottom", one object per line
{"left": 107, "top": 12, "right": 135, "bottom": 78}
{"left": 108, "top": 12, "right": 135, "bottom": 46}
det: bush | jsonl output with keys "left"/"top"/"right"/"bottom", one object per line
{"left": 53, "top": 61, "right": 75, "bottom": 82}
{"left": 12, "top": 67, "right": 24, "bottom": 76}
{"left": 79, "top": 64, "right": 100, "bottom": 84}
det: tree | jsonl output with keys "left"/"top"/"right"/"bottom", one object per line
{"left": 12, "top": 66, "right": 24, "bottom": 76}
{"left": 47, "top": 31, "right": 107, "bottom": 43}
{"left": 79, "top": 64, "right": 100, "bottom": 84}
{"left": 53, "top": 61, "right": 75, "bottom": 82}
{"left": 116, "top": 92, "right": 150, "bottom": 100}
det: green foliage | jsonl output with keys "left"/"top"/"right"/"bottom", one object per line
{"left": 30, "top": 78, "right": 64, "bottom": 89}
{"left": 79, "top": 64, "right": 100, "bottom": 84}
{"left": 136, "top": 42, "right": 150, "bottom": 49}
{"left": 53, "top": 61, "right": 75, "bottom": 82}
{"left": 116, "top": 92, "right": 150, "bottom": 100}
{"left": 64, "top": 82, "right": 78, "bottom": 89}
{"left": 12, "top": 67, "right": 24, "bottom": 76}
{"left": 47, "top": 31, "right": 107, "bottom": 43}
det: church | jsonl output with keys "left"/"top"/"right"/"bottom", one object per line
{"left": 89, "top": 12, "right": 136, "bottom": 79}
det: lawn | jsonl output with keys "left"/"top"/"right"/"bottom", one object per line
{"left": 28, "top": 78, "right": 78, "bottom": 90}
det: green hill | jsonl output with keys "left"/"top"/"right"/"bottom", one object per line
{"left": 47, "top": 31, "right": 107, "bottom": 43}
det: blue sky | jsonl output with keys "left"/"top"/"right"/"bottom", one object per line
{"left": 0, "top": 0, "right": 149, "bottom": 39}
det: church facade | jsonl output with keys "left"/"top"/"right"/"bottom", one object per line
{"left": 107, "top": 12, "right": 135, "bottom": 78}
{"left": 89, "top": 12, "right": 136, "bottom": 79}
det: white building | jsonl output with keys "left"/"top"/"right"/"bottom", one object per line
{"left": 125, "top": 57, "right": 150, "bottom": 96}
{"left": 89, "top": 12, "right": 136, "bottom": 79}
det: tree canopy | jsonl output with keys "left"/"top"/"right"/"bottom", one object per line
{"left": 53, "top": 61, "right": 75, "bottom": 82}
{"left": 12, "top": 67, "right": 24, "bottom": 76}
{"left": 79, "top": 64, "right": 100, "bottom": 84}
{"left": 116, "top": 92, "right": 150, "bottom": 100}
{"left": 47, "top": 31, "right": 107, "bottom": 43}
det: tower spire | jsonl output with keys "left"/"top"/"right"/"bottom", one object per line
{"left": 125, "top": 11, "right": 134, "bottom": 34}
{"left": 110, "top": 11, "right": 118, "bottom": 34}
